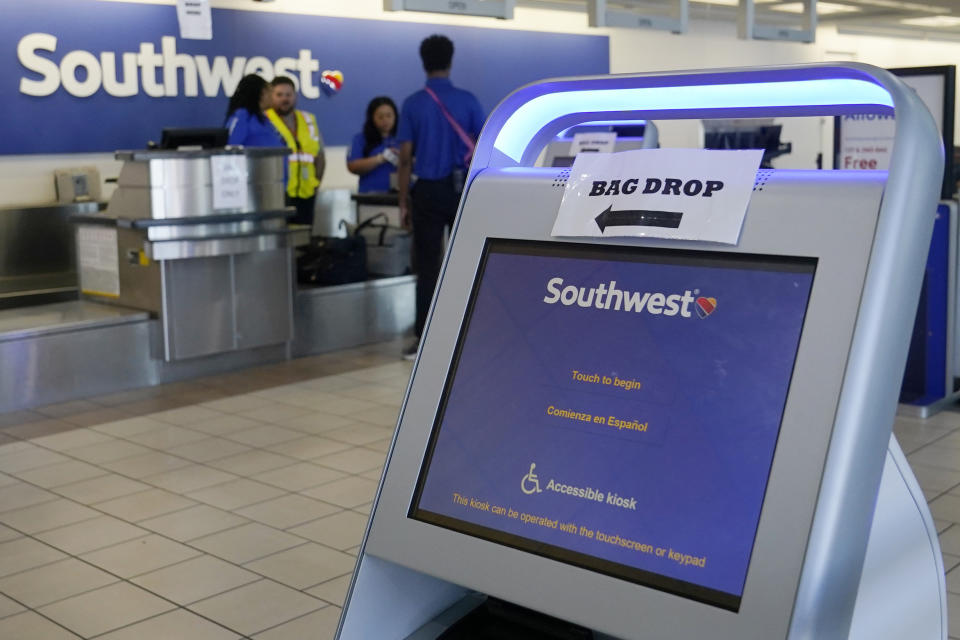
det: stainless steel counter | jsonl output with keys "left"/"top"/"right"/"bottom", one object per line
{"left": 0, "top": 300, "right": 147, "bottom": 343}
{"left": 0, "top": 201, "right": 99, "bottom": 309}
{"left": 76, "top": 148, "right": 294, "bottom": 362}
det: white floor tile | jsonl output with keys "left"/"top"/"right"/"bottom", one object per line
{"left": 38, "top": 581, "right": 175, "bottom": 638}
{"left": 124, "top": 425, "right": 209, "bottom": 450}
{"left": 0, "top": 537, "right": 67, "bottom": 578}
{"left": 132, "top": 554, "right": 260, "bottom": 605}
{"left": 235, "top": 494, "right": 340, "bottom": 530}
{"left": 306, "top": 574, "right": 352, "bottom": 607}
{"left": 93, "top": 488, "right": 197, "bottom": 522}
{"left": 301, "top": 477, "right": 378, "bottom": 509}
{"left": 0, "top": 611, "right": 81, "bottom": 639}
{"left": 100, "top": 451, "right": 194, "bottom": 478}
{"left": 14, "top": 460, "right": 108, "bottom": 489}
{"left": 288, "top": 511, "right": 369, "bottom": 551}
{"left": 189, "top": 579, "right": 325, "bottom": 636}
{"left": 312, "top": 448, "right": 385, "bottom": 474}
{"left": 223, "top": 425, "right": 305, "bottom": 448}
{"left": 186, "top": 478, "right": 286, "bottom": 511}
{"left": 0, "top": 557, "right": 117, "bottom": 608}
{"left": 95, "top": 608, "right": 243, "bottom": 640}
{"left": 90, "top": 416, "right": 170, "bottom": 438}
{"left": 36, "top": 515, "right": 148, "bottom": 555}
{"left": 265, "top": 436, "right": 352, "bottom": 461}
{"left": 0, "top": 447, "right": 71, "bottom": 474}
{"left": 150, "top": 406, "right": 225, "bottom": 427}
{"left": 165, "top": 437, "right": 252, "bottom": 463}
{"left": 252, "top": 462, "right": 347, "bottom": 492}
{"left": 80, "top": 534, "right": 201, "bottom": 578}
{"left": 54, "top": 474, "right": 151, "bottom": 505}
{"left": 31, "top": 429, "right": 115, "bottom": 453}
{"left": 252, "top": 604, "right": 341, "bottom": 640}
{"left": 190, "top": 522, "right": 306, "bottom": 564}
{"left": 206, "top": 450, "right": 298, "bottom": 476}
{"left": 0, "top": 592, "right": 25, "bottom": 619}
{"left": 0, "top": 498, "right": 99, "bottom": 534}
{"left": 138, "top": 504, "right": 249, "bottom": 542}
{"left": 143, "top": 464, "right": 238, "bottom": 494}
{"left": 0, "top": 483, "right": 62, "bottom": 515}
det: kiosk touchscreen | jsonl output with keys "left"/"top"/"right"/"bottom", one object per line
{"left": 337, "top": 65, "right": 947, "bottom": 640}
{"left": 411, "top": 241, "right": 814, "bottom": 612}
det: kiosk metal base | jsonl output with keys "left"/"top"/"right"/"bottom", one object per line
{"left": 897, "top": 391, "right": 960, "bottom": 419}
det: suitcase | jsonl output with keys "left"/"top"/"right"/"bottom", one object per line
{"left": 353, "top": 213, "right": 413, "bottom": 277}
{"left": 296, "top": 221, "right": 367, "bottom": 286}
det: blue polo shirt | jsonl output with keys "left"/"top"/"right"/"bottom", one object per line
{"left": 348, "top": 132, "right": 398, "bottom": 193}
{"left": 225, "top": 108, "right": 284, "bottom": 147}
{"left": 397, "top": 77, "right": 485, "bottom": 180}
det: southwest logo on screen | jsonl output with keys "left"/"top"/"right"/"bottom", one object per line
{"left": 695, "top": 296, "right": 717, "bottom": 318}
{"left": 543, "top": 278, "right": 716, "bottom": 319}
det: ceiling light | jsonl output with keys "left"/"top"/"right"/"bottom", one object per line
{"left": 900, "top": 15, "right": 960, "bottom": 27}
{"left": 692, "top": 0, "right": 741, "bottom": 6}
{"left": 855, "top": 0, "right": 948, "bottom": 14}
{"left": 769, "top": 1, "right": 860, "bottom": 13}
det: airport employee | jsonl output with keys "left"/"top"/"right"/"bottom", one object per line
{"left": 266, "top": 76, "right": 326, "bottom": 225}
{"left": 397, "top": 34, "right": 485, "bottom": 360}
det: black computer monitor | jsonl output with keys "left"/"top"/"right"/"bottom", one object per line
{"left": 159, "top": 127, "right": 228, "bottom": 150}
{"left": 704, "top": 125, "right": 788, "bottom": 168}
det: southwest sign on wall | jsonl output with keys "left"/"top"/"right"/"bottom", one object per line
{"left": 2, "top": 0, "right": 609, "bottom": 154}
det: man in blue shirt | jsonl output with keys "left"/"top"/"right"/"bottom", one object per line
{"left": 397, "top": 34, "right": 485, "bottom": 360}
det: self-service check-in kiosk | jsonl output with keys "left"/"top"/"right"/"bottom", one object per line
{"left": 539, "top": 121, "right": 659, "bottom": 168}
{"left": 338, "top": 65, "right": 947, "bottom": 639}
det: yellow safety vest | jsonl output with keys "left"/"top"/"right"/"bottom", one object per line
{"left": 265, "top": 108, "right": 323, "bottom": 199}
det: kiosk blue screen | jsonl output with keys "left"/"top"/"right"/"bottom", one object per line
{"left": 410, "top": 239, "right": 816, "bottom": 611}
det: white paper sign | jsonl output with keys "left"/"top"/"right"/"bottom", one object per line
{"left": 552, "top": 149, "right": 763, "bottom": 245}
{"left": 77, "top": 225, "right": 120, "bottom": 297}
{"left": 570, "top": 132, "right": 617, "bottom": 155}
{"left": 211, "top": 154, "right": 249, "bottom": 211}
{"left": 177, "top": 0, "right": 212, "bottom": 40}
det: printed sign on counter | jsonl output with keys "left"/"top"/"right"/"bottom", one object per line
{"left": 569, "top": 132, "right": 617, "bottom": 155}
{"left": 77, "top": 225, "right": 120, "bottom": 297}
{"left": 552, "top": 149, "right": 763, "bottom": 245}
{"left": 211, "top": 154, "right": 249, "bottom": 211}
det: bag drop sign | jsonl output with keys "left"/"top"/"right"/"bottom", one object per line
{"left": 552, "top": 149, "right": 763, "bottom": 245}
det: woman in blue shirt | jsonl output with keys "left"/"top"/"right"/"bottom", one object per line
{"left": 225, "top": 74, "right": 284, "bottom": 147}
{"left": 347, "top": 97, "right": 399, "bottom": 193}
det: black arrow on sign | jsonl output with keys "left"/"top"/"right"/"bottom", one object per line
{"left": 594, "top": 205, "right": 683, "bottom": 232}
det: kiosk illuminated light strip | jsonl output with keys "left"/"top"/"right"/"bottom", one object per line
{"left": 493, "top": 78, "right": 894, "bottom": 161}
{"left": 410, "top": 239, "right": 817, "bottom": 612}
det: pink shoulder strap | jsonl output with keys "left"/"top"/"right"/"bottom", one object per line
{"left": 423, "top": 85, "right": 475, "bottom": 165}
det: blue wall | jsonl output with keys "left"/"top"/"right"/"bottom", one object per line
{"left": 3, "top": 1, "right": 609, "bottom": 153}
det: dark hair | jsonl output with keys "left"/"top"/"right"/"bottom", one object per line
{"left": 362, "top": 97, "right": 398, "bottom": 157}
{"left": 271, "top": 75, "right": 296, "bottom": 89}
{"left": 226, "top": 74, "right": 268, "bottom": 123}
{"left": 419, "top": 35, "right": 453, "bottom": 74}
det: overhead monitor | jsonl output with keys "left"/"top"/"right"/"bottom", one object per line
{"left": 159, "top": 127, "right": 228, "bottom": 150}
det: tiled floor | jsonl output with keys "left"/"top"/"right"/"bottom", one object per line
{"left": 0, "top": 339, "right": 959, "bottom": 638}
{"left": 0, "top": 340, "right": 408, "bottom": 639}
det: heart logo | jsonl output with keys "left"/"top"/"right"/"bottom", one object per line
{"left": 320, "top": 70, "right": 343, "bottom": 96}
{"left": 695, "top": 296, "right": 717, "bottom": 319}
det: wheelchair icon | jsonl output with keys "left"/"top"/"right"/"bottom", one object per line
{"left": 521, "top": 463, "right": 543, "bottom": 495}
